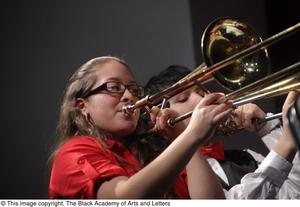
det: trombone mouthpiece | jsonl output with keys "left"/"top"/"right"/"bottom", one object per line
{"left": 122, "top": 104, "right": 135, "bottom": 115}
{"left": 122, "top": 96, "right": 151, "bottom": 115}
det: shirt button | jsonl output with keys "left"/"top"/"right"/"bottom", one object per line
{"left": 77, "top": 158, "right": 85, "bottom": 165}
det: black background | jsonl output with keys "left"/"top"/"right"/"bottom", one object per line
{"left": 0, "top": 0, "right": 299, "bottom": 198}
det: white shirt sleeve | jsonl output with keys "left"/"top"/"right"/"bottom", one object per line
{"left": 258, "top": 123, "right": 300, "bottom": 198}
{"left": 206, "top": 157, "right": 229, "bottom": 186}
{"left": 223, "top": 122, "right": 300, "bottom": 199}
{"left": 277, "top": 152, "right": 300, "bottom": 199}
{"left": 257, "top": 113, "right": 281, "bottom": 150}
{"left": 224, "top": 150, "right": 292, "bottom": 199}
{"left": 257, "top": 113, "right": 281, "bottom": 138}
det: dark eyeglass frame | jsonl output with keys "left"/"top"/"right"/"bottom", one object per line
{"left": 195, "top": 82, "right": 210, "bottom": 95}
{"left": 83, "top": 81, "right": 144, "bottom": 98}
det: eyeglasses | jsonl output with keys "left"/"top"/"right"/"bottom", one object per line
{"left": 83, "top": 81, "right": 145, "bottom": 98}
{"left": 195, "top": 83, "right": 210, "bottom": 96}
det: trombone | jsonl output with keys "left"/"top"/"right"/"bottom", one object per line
{"left": 123, "top": 18, "right": 300, "bottom": 114}
{"left": 167, "top": 62, "right": 300, "bottom": 128}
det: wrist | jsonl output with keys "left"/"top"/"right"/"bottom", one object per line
{"left": 274, "top": 136, "right": 297, "bottom": 163}
{"left": 257, "top": 112, "right": 281, "bottom": 137}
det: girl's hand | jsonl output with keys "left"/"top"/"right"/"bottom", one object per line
{"left": 186, "top": 93, "right": 233, "bottom": 142}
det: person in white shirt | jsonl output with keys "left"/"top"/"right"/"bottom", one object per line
{"left": 142, "top": 65, "right": 299, "bottom": 199}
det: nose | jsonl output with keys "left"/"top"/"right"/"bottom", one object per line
{"left": 120, "top": 88, "right": 137, "bottom": 103}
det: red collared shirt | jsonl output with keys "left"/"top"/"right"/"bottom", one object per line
{"left": 49, "top": 136, "right": 189, "bottom": 199}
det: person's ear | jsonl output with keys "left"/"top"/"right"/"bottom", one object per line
{"left": 76, "top": 98, "right": 88, "bottom": 115}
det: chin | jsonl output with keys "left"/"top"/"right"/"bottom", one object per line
{"left": 115, "top": 122, "right": 137, "bottom": 136}
{"left": 115, "top": 128, "right": 136, "bottom": 137}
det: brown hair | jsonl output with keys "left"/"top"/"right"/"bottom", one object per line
{"left": 49, "top": 56, "right": 130, "bottom": 161}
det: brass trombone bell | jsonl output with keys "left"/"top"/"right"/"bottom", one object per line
{"left": 201, "top": 18, "right": 271, "bottom": 91}
{"left": 122, "top": 19, "right": 300, "bottom": 115}
{"left": 165, "top": 18, "right": 271, "bottom": 93}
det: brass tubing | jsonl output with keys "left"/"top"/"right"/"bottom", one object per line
{"left": 123, "top": 22, "right": 300, "bottom": 114}
{"left": 166, "top": 62, "right": 300, "bottom": 128}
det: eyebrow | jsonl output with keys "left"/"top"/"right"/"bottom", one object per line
{"left": 104, "top": 77, "right": 138, "bottom": 85}
{"left": 170, "top": 85, "right": 206, "bottom": 102}
{"left": 170, "top": 90, "right": 189, "bottom": 102}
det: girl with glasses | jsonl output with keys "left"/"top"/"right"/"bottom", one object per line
{"left": 48, "top": 56, "right": 233, "bottom": 199}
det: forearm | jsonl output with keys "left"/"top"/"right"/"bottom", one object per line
{"left": 257, "top": 118, "right": 282, "bottom": 151}
{"left": 102, "top": 129, "right": 203, "bottom": 198}
{"left": 273, "top": 135, "right": 297, "bottom": 163}
{"left": 186, "top": 152, "right": 225, "bottom": 199}
{"left": 260, "top": 127, "right": 282, "bottom": 150}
